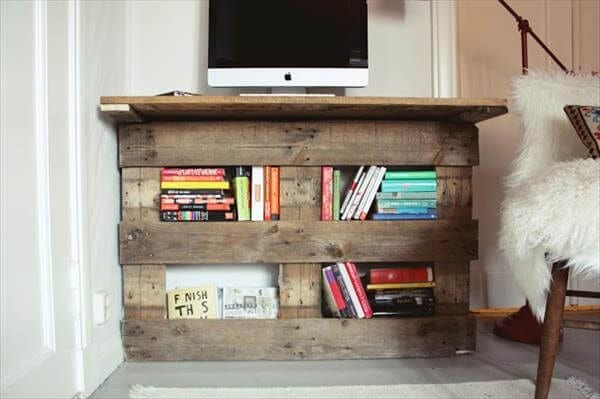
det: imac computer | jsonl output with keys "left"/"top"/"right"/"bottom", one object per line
{"left": 208, "top": 0, "right": 368, "bottom": 88}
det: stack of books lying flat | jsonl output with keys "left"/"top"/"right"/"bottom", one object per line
{"left": 372, "top": 170, "right": 437, "bottom": 220}
{"left": 160, "top": 168, "right": 236, "bottom": 222}
{"left": 366, "top": 265, "right": 435, "bottom": 317}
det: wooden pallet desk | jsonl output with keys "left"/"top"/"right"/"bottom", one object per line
{"left": 100, "top": 95, "right": 507, "bottom": 361}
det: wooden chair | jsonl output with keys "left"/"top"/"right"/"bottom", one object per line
{"left": 534, "top": 262, "right": 600, "bottom": 399}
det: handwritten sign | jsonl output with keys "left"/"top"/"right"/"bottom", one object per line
{"left": 167, "top": 286, "right": 217, "bottom": 319}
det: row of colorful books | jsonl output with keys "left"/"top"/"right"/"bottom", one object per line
{"left": 321, "top": 166, "right": 385, "bottom": 221}
{"left": 221, "top": 166, "right": 280, "bottom": 221}
{"left": 159, "top": 167, "right": 281, "bottom": 222}
{"left": 243, "top": 166, "right": 280, "bottom": 221}
{"left": 366, "top": 266, "right": 435, "bottom": 317}
{"left": 160, "top": 168, "right": 236, "bottom": 222}
{"left": 321, "top": 167, "right": 438, "bottom": 221}
{"left": 166, "top": 285, "right": 278, "bottom": 319}
{"left": 373, "top": 169, "right": 437, "bottom": 220}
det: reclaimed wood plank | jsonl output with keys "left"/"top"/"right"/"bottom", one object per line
{"left": 119, "top": 220, "right": 478, "bottom": 264}
{"left": 123, "top": 265, "right": 166, "bottom": 319}
{"left": 436, "top": 166, "right": 473, "bottom": 220}
{"left": 434, "top": 262, "right": 470, "bottom": 315}
{"left": 121, "top": 167, "right": 161, "bottom": 222}
{"left": 100, "top": 95, "right": 507, "bottom": 124}
{"left": 278, "top": 166, "right": 322, "bottom": 318}
{"left": 122, "top": 315, "right": 476, "bottom": 361}
{"left": 118, "top": 121, "right": 478, "bottom": 167}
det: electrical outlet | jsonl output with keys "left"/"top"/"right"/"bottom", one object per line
{"left": 93, "top": 291, "right": 109, "bottom": 325}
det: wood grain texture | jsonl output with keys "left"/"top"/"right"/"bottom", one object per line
{"left": 122, "top": 315, "right": 476, "bottom": 361}
{"left": 434, "top": 262, "right": 470, "bottom": 314}
{"left": 278, "top": 166, "right": 322, "bottom": 318}
{"left": 123, "top": 265, "right": 166, "bottom": 319}
{"left": 279, "top": 166, "right": 321, "bottom": 219}
{"left": 121, "top": 167, "right": 160, "bottom": 222}
{"left": 436, "top": 166, "right": 473, "bottom": 219}
{"left": 118, "top": 121, "right": 479, "bottom": 167}
{"left": 100, "top": 95, "right": 507, "bottom": 124}
{"left": 119, "top": 220, "right": 478, "bottom": 265}
{"left": 278, "top": 264, "right": 322, "bottom": 319}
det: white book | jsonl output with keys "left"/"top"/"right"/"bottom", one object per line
{"left": 337, "top": 262, "right": 365, "bottom": 319}
{"left": 353, "top": 166, "right": 381, "bottom": 219}
{"left": 358, "top": 166, "right": 387, "bottom": 220}
{"left": 251, "top": 166, "right": 264, "bottom": 221}
{"left": 340, "top": 171, "right": 365, "bottom": 220}
{"left": 340, "top": 165, "right": 364, "bottom": 215}
{"left": 343, "top": 165, "right": 376, "bottom": 221}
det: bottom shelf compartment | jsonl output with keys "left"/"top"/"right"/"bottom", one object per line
{"left": 122, "top": 314, "right": 475, "bottom": 361}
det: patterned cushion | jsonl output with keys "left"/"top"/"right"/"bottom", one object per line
{"left": 564, "top": 105, "right": 600, "bottom": 159}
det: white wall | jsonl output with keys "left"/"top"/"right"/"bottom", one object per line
{"left": 457, "top": 0, "right": 600, "bottom": 308}
{"left": 78, "top": 2, "right": 128, "bottom": 395}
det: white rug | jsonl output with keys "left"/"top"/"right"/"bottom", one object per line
{"left": 130, "top": 377, "right": 599, "bottom": 399}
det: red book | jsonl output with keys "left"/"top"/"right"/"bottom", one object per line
{"left": 161, "top": 168, "right": 226, "bottom": 177}
{"left": 323, "top": 266, "right": 347, "bottom": 315}
{"left": 321, "top": 166, "right": 333, "bottom": 220}
{"left": 161, "top": 175, "right": 225, "bottom": 182}
{"left": 369, "top": 267, "right": 433, "bottom": 284}
{"left": 345, "top": 262, "right": 373, "bottom": 319}
{"left": 270, "top": 167, "right": 280, "bottom": 220}
{"left": 264, "top": 166, "right": 271, "bottom": 221}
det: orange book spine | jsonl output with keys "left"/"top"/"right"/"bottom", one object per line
{"left": 270, "top": 167, "right": 280, "bottom": 220}
{"left": 264, "top": 166, "right": 272, "bottom": 221}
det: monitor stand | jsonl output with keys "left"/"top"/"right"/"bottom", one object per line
{"left": 240, "top": 87, "right": 335, "bottom": 97}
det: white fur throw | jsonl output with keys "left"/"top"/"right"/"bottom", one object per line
{"left": 499, "top": 70, "right": 600, "bottom": 320}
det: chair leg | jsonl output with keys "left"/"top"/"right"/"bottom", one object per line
{"left": 534, "top": 263, "right": 569, "bottom": 399}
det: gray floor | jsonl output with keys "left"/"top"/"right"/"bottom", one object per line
{"left": 91, "top": 318, "right": 600, "bottom": 398}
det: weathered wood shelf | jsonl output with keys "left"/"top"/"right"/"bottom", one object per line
{"left": 119, "top": 220, "right": 478, "bottom": 265}
{"left": 101, "top": 95, "right": 507, "bottom": 124}
{"left": 101, "top": 95, "right": 508, "bottom": 362}
{"left": 123, "top": 315, "right": 476, "bottom": 361}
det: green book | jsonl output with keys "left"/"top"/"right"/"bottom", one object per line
{"left": 333, "top": 170, "right": 341, "bottom": 220}
{"left": 381, "top": 179, "right": 436, "bottom": 193}
{"left": 376, "top": 199, "right": 436, "bottom": 208}
{"left": 233, "top": 166, "right": 250, "bottom": 221}
{"left": 384, "top": 170, "right": 436, "bottom": 180}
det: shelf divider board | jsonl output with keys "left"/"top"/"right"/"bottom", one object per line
{"left": 123, "top": 265, "right": 167, "bottom": 320}
{"left": 278, "top": 166, "right": 322, "bottom": 318}
{"left": 433, "top": 262, "right": 470, "bottom": 314}
{"left": 118, "top": 121, "right": 479, "bottom": 167}
{"left": 122, "top": 315, "right": 476, "bottom": 361}
{"left": 436, "top": 166, "right": 473, "bottom": 220}
{"left": 121, "top": 167, "right": 167, "bottom": 319}
{"left": 119, "top": 220, "right": 478, "bottom": 265}
{"left": 434, "top": 166, "right": 473, "bottom": 313}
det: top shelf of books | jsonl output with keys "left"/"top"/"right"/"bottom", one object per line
{"left": 100, "top": 96, "right": 508, "bottom": 124}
